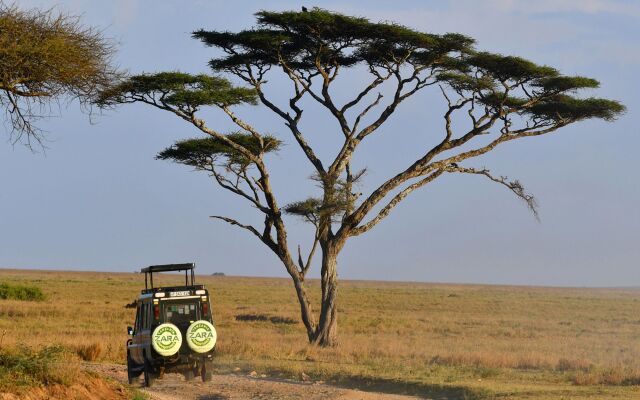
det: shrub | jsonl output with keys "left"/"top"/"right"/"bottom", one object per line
{"left": 0, "top": 283, "right": 45, "bottom": 301}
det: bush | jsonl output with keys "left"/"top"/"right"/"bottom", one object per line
{"left": 0, "top": 283, "right": 45, "bottom": 301}
{"left": 0, "top": 345, "right": 78, "bottom": 389}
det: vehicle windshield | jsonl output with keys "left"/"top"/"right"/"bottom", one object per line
{"left": 162, "top": 300, "right": 200, "bottom": 325}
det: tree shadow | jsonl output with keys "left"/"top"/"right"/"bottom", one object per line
{"left": 234, "top": 313, "right": 297, "bottom": 325}
{"left": 196, "top": 395, "right": 229, "bottom": 400}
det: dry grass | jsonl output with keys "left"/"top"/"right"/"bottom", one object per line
{"left": 1, "top": 268, "right": 639, "bottom": 399}
{"left": 75, "top": 343, "right": 103, "bottom": 362}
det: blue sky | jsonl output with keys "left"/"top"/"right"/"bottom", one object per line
{"left": 1, "top": 0, "right": 638, "bottom": 286}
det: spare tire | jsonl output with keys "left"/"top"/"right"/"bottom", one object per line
{"left": 152, "top": 323, "right": 182, "bottom": 356}
{"left": 186, "top": 320, "right": 217, "bottom": 353}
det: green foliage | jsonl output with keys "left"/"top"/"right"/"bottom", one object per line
{"left": 436, "top": 72, "right": 495, "bottom": 92}
{"left": 283, "top": 198, "right": 323, "bottom": 220}
{"left": 194, "top": 7, "right": 475, "bottom": 71}
{"left": 476, "top": 92, "right": 625, "bottom": 123}
{"left": 0, "top": 283, "right": 45, "bottom": 301}
{"left": 0, "top": 345, "right": 73, "bottom": 389}
{"left": 526, "top": 96, "right": 626, "bottom": 122}
{"left": 532, "top": 76, "right": 600, "bottom": 92}
{"left": 476, "top": 93, "right": 528, "bottom": 109}
{"left": 465, "top": 52, "right": 558, "bottom": 81}
{"left": 192, "top": 8, "right": 624, "bottom": 127}
{"left": 98, "top": 72, "right": 257, "bottom": 108}
{"left": 284, "top": 195, "right": 352, "bottom": 223}
{"left": 157, "top": 132, "right": 281, "bottom": 168}
{"left": 284, "top": 168, "right": 366, "bottom": 224}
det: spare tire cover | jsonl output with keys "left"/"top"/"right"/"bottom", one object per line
{"left": 151, "top": 323, "right": 182, "bottom": 356}
{"left": 186, "top": 320, "right": 217, "bottom": 353}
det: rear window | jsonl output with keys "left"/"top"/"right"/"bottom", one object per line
{"left": 162, "top": 300, "right": 200, "bottom": 325}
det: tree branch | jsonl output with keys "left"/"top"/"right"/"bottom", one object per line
{"left": 297, "top": 229, "right": 319, "bottom": 279}
{"left": 444, "top": 165, "right": 539, "bottom": 219}
{"left": 220, "top": 105, "right": 264, "bottom": 148}
{"left": 340, "top": 67, "right": 391, "bottom": 113}
{"left": 210, "top": 215, "right": 263, "bottom": 240}
{"left": 209, "top": 165, "right": 269, "bottom": 213}
{"left": 253, "top": 84, "right": 327, "bottom": 175}
{"left": 351, "top": 169, "right": 445, "bottom": 236}
{"left": 351, "top": 92, "right": 383, "bottom": 134}
{"left": 338, "top": 115, "right": 566, "bottom": 242}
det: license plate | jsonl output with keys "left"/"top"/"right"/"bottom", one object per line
{"left": 170, "top": 291, "right": 190, "bottom": 297}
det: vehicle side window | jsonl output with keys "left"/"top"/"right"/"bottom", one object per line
{"left": 146, "top": 303, "right": 152, "bottom": 329}
{"left": 142, "top": 303, "right": 148, "bottom": 330}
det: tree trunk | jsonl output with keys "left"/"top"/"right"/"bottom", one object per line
{"left": 312, "top": 241, "right": 339, "bottom": 346}
{"left": 291, "top": 275, "right": 317, "bottom": 342}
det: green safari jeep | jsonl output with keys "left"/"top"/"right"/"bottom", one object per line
{"left": 126, "top": 263, "right": 217, "bottom": 387}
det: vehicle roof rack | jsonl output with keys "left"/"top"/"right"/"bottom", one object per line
{"left": 141, "top": 263, "right": 196, "bottom": 291}
{"left": 141, "top": 263, "right": 195, "bottom": 274}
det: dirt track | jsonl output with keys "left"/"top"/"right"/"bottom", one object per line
{"left": 85, "top": 363, "right": 420, "bottom": 400}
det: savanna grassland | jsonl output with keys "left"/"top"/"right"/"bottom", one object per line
{"left": 0, "top": 268, "right": 639, "bottom": 399}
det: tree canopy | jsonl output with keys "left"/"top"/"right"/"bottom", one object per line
{"left": 0, "top": 2, "right": 119, "bottom": 148}
{"left": 156, "top": 133, "right": 281, "bottom": 169}
{"left": 100, "top": 8, "right": 624, "bottom": 346}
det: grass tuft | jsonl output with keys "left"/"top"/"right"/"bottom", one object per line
{"left": 130, "top": 389, "right": 150, "bottom": 400}
{"left": 76, "top": 342, "right": 103, "bottom": 361}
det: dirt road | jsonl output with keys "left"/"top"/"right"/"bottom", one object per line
{"left": 85, "top": 364, "right": 421, "bottom": 400}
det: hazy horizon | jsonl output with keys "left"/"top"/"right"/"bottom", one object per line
{"left": 1, "top": 0, "right": 638, "bottom": 287}
{"left": 3, "top": 266, "right": 640, "bottom": 290}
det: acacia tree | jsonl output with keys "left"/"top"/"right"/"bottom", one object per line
{"left": 0, "top": 2, "right": 118, "bottom": 148}
{"left": 99, "top": 9, "right": 624, "bottom": 346}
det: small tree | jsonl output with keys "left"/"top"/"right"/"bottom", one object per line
{"left": 0, "top": 2, "right": 118, "bottom": 148}
{"left": 99, "top": 9, "right": 624, "bottom": 346}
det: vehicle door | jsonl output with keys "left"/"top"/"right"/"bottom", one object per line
{"left": 130, "top": 300, "right": 151, "bottom": 364}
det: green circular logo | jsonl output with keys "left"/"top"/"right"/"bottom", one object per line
{"left": 186, "top": 320, "right": 217, "bottom": 353}
{"left": 152, "top": 323, "right": 182, "bottom": 356}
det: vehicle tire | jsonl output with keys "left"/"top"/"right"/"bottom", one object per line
{"left": 126, "top": 350, "right": 137, "bottom": 384}
{"left": 201, "top": 360, "right": 213, "bottom": 382}
{"left": 143, "top": 357, "right": 155, "bottom": 387}
{"left": 184, "top": 369, "right": 194, "bottom": 381}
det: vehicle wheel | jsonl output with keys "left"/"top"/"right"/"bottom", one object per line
{"left": 126, "top": 351, "right": 137, "bottom": 384}
{"left": 201, "top": 361, "right": 213, "bottom": 382}
{"left": 184, "top": 369, "right": 194, "bottom": 381}
{"left": 143, "top": 357, "right": 155, "bottom": 387}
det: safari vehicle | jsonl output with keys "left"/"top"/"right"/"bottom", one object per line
{"left": 126, "top": 263, "right": 217, "bottom": 387}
